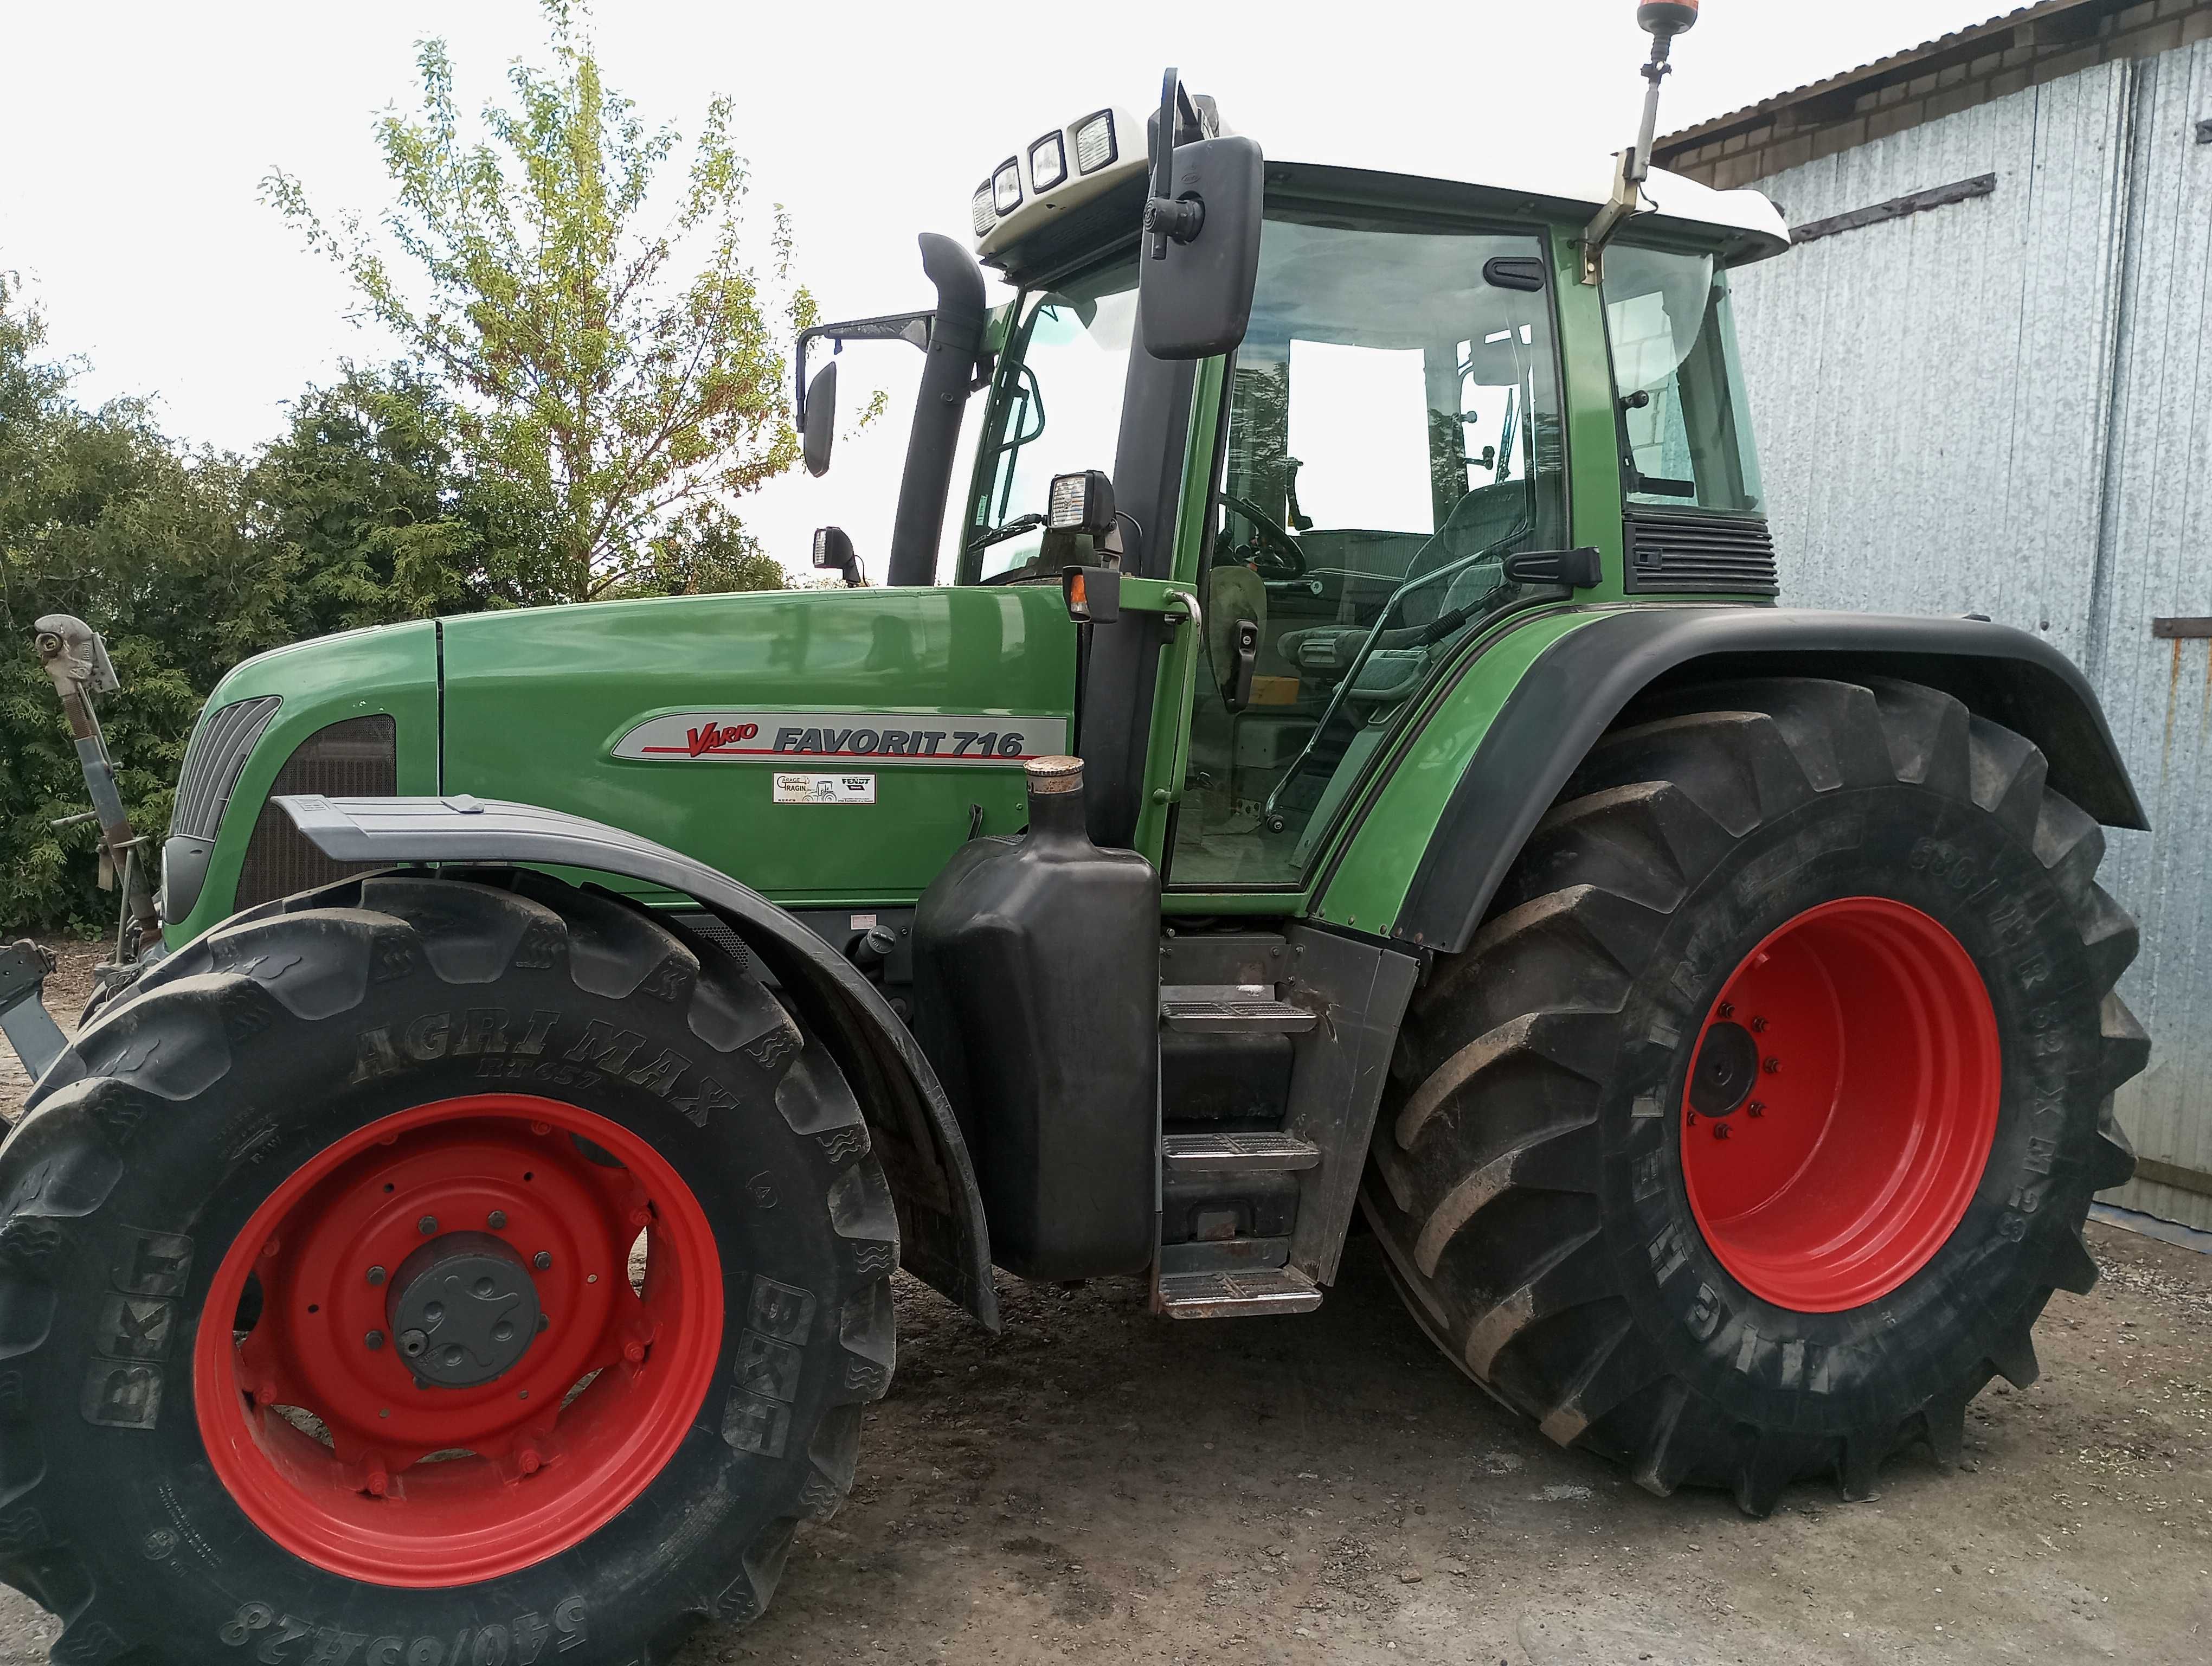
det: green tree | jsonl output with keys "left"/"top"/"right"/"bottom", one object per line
{"left": 265, "top": 0, "right": 809, "bottom": 604}
{"left": 245, "top": 362, "right": 560, "bottom": 630}
{"left": 0, "top": 274, "right": 285, "bottom": 931}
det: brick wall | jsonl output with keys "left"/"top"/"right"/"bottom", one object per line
{"left": 1656, "top": 0, "right": 2212, "bottom": 191}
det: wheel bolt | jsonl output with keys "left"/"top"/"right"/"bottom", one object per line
{"left": 366, "top": 1265, "right": 387, "bottom": 1286}
{"left": 1685, "top": 1111, "right": 1697, "bottom": 1129}
{"left": 1714, "top": 1123, "right": 1731, "bottom": 1140}
{"left": 629, "top": 1207, "right": 651, "bottom": 1228}
{"left": 1764, "top": 1057, "right": 1782, "bottom": 1074}
{"left": 622, "top": 1340, "right": 646, "bottom": 1364}
{"left": 1718, "top": 1002, "right": 1735, "bottom": 1018}
{"left": 529, "top": 1120, "right": 551, "bottom": 1136}
{"left": 417, "top": 1215, "right": 439, "bottom": 1235}
{"left": 261, "top": 1238, "right": 280, "bottom": 1259}
{"left": 1746, "top": 1102, "right": 1765, "bottom": 1119}
{"left": 488, "top": 1210, "right": 508, "bottom": 1230}
{"left": 1750, "top": 1016, "right": 1768, "bottom": 1034}
{"left": 365, "top": 1464, "right": 388, "bottom": 1497}
{"left": 365, "top": 1330, "right": 385, "bottom": 1350}
{"left": 517, "top": 1446, "right": 542, "bottom": 1476}
{"left": 533, "top": 1251, "right": 552, "bottom": 1271}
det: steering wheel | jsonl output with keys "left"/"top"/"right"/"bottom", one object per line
{"left": 1217, "top": 491, "right": 1308, "bottom": 579}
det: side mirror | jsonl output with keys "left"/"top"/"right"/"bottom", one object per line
{"left": 813, "top": 525, "right": 866, "bottom": 587}
{"left": 802, "top": 360, "right": 838, "bottom": 478}
{"left": 1139, "top": 71, "right": 1263, "bottom": 361}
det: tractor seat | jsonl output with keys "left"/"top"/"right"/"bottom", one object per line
{"left": 1278, "top": 482, "right": 1528, "bottom": 677}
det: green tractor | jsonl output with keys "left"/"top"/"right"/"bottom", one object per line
{"left": 0, "top": 5, "right": 2148, "bottom": 1659}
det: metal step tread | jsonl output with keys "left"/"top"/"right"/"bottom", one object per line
{"left": 1162, "top": 1131, "right": 1321, "bottom": 1172}
{"left": 1158, "top": 1265, "right": 1322, "bottom": 1318}
{"left": 1160, "top": 996, "right": 1317, "bottom": 1034}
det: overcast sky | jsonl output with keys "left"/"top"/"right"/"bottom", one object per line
{"left": 1, "top": 1, "right": 2011, "bottom": 574}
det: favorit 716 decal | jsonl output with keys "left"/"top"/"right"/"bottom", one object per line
{"left": 613, "top": 712, "right": 1069, "bottom": 765}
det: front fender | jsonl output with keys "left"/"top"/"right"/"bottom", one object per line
{"left": 279, "top": 793, "right": 998, "bottom": 1330}
{"left": 1319, "top": 606, "right": 2147, "bottom": 957}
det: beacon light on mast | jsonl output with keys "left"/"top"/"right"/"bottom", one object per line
{"left": 1584, "top": 0, "right": 1702, "bottom": 281}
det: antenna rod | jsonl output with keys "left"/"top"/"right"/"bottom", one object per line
{"left": 1582, "top": 1, "right": 1701, "bottom": 283}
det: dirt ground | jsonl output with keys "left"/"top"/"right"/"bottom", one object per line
{"left": 1, "top": 939, "right": 2207, "bottom": 1664}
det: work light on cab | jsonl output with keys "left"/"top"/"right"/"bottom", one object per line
{"left": 1047, "top": 469, "right": 1116, "bottom": 536}
{"left": 1028, "top": 132, "right": 1068, "bottom": 193}
{"left": 1072, "top": 108, "right": 1117, "bottom": 174}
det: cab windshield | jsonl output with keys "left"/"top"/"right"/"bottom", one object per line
{"left": 955, "top": 257, "right": 1140, "bottom": 584}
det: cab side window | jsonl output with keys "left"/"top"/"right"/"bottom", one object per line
{"left": 1170, "top": 214, "right": 1566, "bottom": 890}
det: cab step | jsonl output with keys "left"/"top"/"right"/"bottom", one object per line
{"left": 1159, "top": 993, "right": 1316, "bottom": 1034}
{"left": 1162, "top": 1131, "right": 1321, "bottom": 1172}
{"left": 1157, "top": 1265, "right": 1322, "bottom": 1319}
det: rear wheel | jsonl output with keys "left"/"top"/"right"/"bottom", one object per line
{"left": 0, "top": 870, "right": 897, "bottom": 1662}
{"left": 1363, "top": 676, "right": 2144, "bottom": 1513}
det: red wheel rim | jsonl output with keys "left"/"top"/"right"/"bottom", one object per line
{"left": 1680, "top": 898, "right": 2001, "bottom": 1312}
{"left": 194, "top": 1094, "right": 724, "bottom": 1586}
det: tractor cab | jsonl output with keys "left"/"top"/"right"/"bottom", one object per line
{"left": 799, "top": 82, "right": 1789, "bottom": 906}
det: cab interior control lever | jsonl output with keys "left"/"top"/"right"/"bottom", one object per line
{"left": 1225, "top": 618, "right": 1260, "bottom": 713}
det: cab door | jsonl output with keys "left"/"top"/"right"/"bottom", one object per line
{"left": 1165, "top": 203, "right": 1571, "bottom": 894}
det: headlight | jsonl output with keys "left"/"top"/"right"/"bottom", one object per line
{"left": 991, "top": 159, "right": 1022, "bottom": 215}
{"left": 1028, "top": 132, "right": 1068, "bottom": 194}
{"left": 1073, "top": 110, "right": 1117, "bottom": 175}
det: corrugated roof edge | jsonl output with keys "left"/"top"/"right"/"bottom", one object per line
{"left": 1652, "top": 0, "right": 2117, "bottom": 156}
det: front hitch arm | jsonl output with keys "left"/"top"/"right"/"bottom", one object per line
{"left": 0, "top": 941, "right": 68, "bottom": 1085}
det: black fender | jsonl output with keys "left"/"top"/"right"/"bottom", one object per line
{"left": 1392, "top": 607, "right": 2148, "bottom": 954}
{"left": 278, "top": 793, "right": 999, "bottom": 1329}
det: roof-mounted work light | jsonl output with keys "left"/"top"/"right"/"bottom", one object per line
{"left": 1072, "top": 110, "right": 1117, "bottom": 175}
{"left": 1028, "top": 132, "right": 1068, "bottom": 193}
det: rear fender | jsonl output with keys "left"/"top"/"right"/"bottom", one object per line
{"left": 276, "top": 793, "right": 999, "bottom": 1329}
{"left": 1323, "top": 608, "right": 2147, "bottom": 956}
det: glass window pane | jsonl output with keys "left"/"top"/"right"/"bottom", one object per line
{"left": 1602, "top": 246, "right": 1764, "bottom": 515}
{"left": 1169, "top": 213, "right": 1565, "bottom": 892}
{"left": 956, "top": 259, "right": 1139, "bottom": 584}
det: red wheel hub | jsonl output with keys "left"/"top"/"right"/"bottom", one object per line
{"left": 194, "top": 1095, "right": 724, "bottom": 1586}
{"left": 1680, "top": 898, "right": 2001, "bottom": 1312}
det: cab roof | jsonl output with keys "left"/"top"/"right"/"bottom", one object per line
{"left": 973, "top": 101, "right": 1792, "bottom": 277}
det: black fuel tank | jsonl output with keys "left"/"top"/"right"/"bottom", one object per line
{"left": 911, "top": 755, "right": 1159, "bottom": 1280}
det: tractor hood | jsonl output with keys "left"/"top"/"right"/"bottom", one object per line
{"left": 437, "top": 585, "right": 1077, "bottom": 907}
{"left": 166, "top": 587, "right": 1078, "bottom": 944}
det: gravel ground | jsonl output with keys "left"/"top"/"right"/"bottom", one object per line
{"left": 1, "top": 937, "right": 2206, "bottom": 1664}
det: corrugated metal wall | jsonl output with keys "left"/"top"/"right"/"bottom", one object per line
{"left": 1732, "top": 41, "right": 2212, "bottom": 1228}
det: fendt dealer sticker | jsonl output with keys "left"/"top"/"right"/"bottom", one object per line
{"left": 613, "top": 712, "right": 1068, "bottom": 765}
{"left": 774, "top": 773, "right": 876, "bottom": 806}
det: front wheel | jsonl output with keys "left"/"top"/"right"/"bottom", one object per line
{"left": 1364, "top": 676, "right": 2144, "bottom": 1514}
{"left": 0, "top": 870, "right": 897, "bottom": 1662}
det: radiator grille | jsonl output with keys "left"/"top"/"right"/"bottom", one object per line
{"left": 235, "top": 716, "right": 397, "bottom": 910}
{"left": 1625, "top": 516, "right": 1780, "bottom": 596}
{"left": 170, "top": 695, "right": 282, "bottom": 840}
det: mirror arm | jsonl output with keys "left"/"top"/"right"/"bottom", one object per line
{"left": 794, "top": 309, "right": 936, "bottom": 427}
